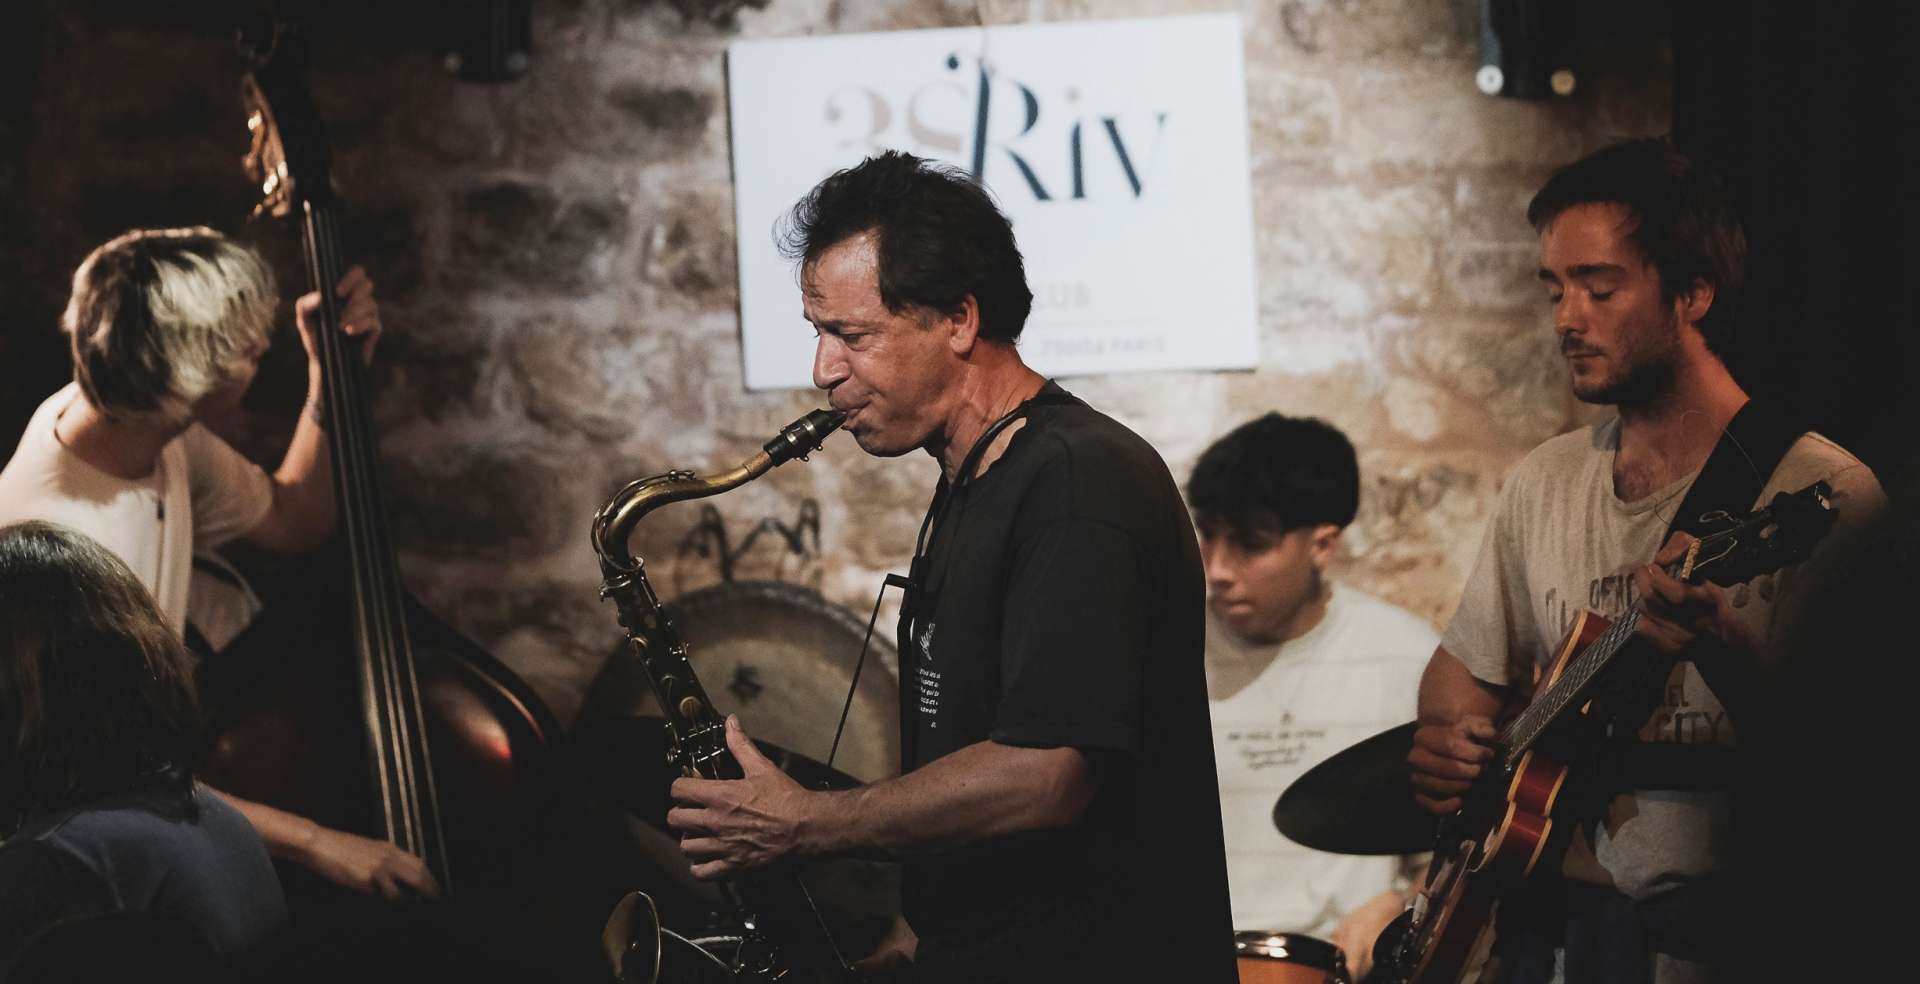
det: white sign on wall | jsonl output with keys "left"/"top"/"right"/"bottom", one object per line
{"left": 727, "top": 14, "right": 1258, "bottom": 391}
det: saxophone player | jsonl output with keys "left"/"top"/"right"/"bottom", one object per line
{"left": 665, "top": 151, "right": 1235, "bottom": 983}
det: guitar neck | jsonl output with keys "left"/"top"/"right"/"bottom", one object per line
{"left": 1495, "top": 549, "right": 1696, "bottom": 764}
{"left": 1497, "top": 608, "right": 1646, "bottom": 765}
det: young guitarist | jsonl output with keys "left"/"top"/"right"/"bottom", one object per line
{"left": 1407, "top": 138, "right": 1883, "bottom": 982}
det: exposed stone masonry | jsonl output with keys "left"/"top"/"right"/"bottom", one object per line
{"left": 1, "top": 0, "right": 1669, "bottom": 730}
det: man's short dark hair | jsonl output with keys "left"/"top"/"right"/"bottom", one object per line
{"left": 0, "top": 522, "right": 200, "bottom": 835}
{"left": 1527, "top": 136, "right": 1747, "bottom": 356}
{"left": 1188, "top": 413, "right": 1359, "bottom": 537}
{"left": 780, "top": 150, "right": 1034, "bottom": 343}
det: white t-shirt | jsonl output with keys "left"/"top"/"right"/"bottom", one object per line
{"left": 0, "top": 383, "right": 274, "bottom": 641}
{"left": 1208, "top": 582, "right": 1438, "bottom": 937}
{"left": 1442, "top": 418, "right": 1884, "bottom": 903}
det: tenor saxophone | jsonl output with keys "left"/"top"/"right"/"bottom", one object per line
{"left": 592, "top": 409, "right": 852, "bottom": 982}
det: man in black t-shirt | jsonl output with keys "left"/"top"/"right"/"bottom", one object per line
{"left": 666, "top": 152, "right": 1234, "bottom": 983}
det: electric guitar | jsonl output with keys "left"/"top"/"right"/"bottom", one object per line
{"left": 1374, "top": 480, "right": 1839, "bottom": 984}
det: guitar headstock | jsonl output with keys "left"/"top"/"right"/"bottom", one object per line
{"left": 1687, "top": 481, "right": 1838, "bottom": 587}
{"left": 239, "top": 22, "right": 337, "bottom": 220}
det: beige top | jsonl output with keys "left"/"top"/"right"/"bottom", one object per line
{"left": 0, "top": 383, "right": 273, "bottom": 640}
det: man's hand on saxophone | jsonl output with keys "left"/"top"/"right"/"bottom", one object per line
{"left": 666, "top": 715, "right": 821, "bottom": 880}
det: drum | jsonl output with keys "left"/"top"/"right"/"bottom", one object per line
{"left": 1235, "top": 932, "right": 1350, "bottom": 984}
{"left": 576, "top": 579, "right": 901, "bottom": 783}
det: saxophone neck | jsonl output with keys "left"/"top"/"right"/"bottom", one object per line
{"left": 590, "top": 409, "right": 846, "bottom": 572}
{"left": 592, "top": 456, "right": 770, "bottom": 572}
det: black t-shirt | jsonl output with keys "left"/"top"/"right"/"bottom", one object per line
{"left": 896, "top": 383, "right": 1234, "bottom": 983}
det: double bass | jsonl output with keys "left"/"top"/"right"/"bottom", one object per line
{"left": 200, "top": 24, "right": 607, "bottom": 981}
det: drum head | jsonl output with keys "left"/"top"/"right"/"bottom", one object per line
{"left": 577, "top": 580, "right": 901, "bottom": 784}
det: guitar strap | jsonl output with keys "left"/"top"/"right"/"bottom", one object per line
{"left": 1603, "top": 397, "right": 1805, "bottom": 792}
{"left": 1663, "top": 398, "right": 1803, "bottom": 544}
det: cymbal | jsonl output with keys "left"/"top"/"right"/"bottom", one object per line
{"left": 1272, "top": 720, "right": 1437, "bottom": 856}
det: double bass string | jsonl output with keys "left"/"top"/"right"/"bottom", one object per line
{"left": 301, "top": 203, "right": 398, "bottom": 840}
{"left": 303, "top": 202, "right": 449, "bottom": 887}
{"left": 338, "top": 202, "right": 442, "bottom": 885}
{"left": 332, "top": 203, "right": 445, "bottom": 886}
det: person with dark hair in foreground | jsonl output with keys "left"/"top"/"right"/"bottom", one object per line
{"left": 0, "top": 520, "right": 286, "bottom": 977}
{"left": 664, "top": 151, "right": 1235, "bottom": 982}
{"left": 1406, "top": 137, "right": 1883, "bottom": 982}
{"left": 1191, "top": 413, "right": 1437, "bottom": 979}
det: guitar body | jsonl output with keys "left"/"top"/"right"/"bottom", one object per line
{"left": 1383, "top": 612, "right": 1608, "bottom": 984}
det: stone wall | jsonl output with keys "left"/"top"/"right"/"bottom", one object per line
{"left": 2, "top": 0, "right": 1669, "bottom": 730}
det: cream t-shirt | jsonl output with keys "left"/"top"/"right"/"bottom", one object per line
{"left": 0, "top": 383, "right": 274, "bottom": 641}
{"left": 1209, "top": 583, "right": 1438, "bottom": 936}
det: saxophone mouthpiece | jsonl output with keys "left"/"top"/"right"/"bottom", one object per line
{"left": 763, "top": 408, "right": 846, "bottom": 466}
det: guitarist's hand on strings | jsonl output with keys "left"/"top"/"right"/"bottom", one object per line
{"left": 667, "top": 715, "right": 821, "bottom": 881}
{"left": 1632, "top": 533, "right": 1760, "bottom": 660}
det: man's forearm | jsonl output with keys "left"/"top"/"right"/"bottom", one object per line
{"left": 209, "top": 786, "right": 320, "bottom": 864}
{"left": 1417, "top": 647, "right": 1506, "bottom": 724}
{"left": 250, "top": 365, "right": 337, "bottom": 552}
{"left": 798, "top": 740, "right": 1095, "bottom": 858}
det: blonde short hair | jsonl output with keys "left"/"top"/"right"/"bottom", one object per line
{"left": 62, "top": 227, "right": 279, "bottom": 425}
